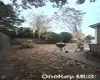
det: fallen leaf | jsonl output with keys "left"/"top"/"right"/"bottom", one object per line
{"left": 14, "top": 77, "right": 19, "bottom": 80}
{"left": 0, "top": 75, "right": 6, "bottom": 79}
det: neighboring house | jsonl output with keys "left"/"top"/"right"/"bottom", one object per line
{"left": 89, "top": 22, "right": 100, "bottom": 44}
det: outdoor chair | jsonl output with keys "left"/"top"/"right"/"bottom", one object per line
{"left": 89, "top": 44, "right": 97, "bottom": 54}
{"left": 86, "top": 44, "right": 100, "bottom": 59}
{"left": 96, "top": 45, "right": 100, "bottom": 56}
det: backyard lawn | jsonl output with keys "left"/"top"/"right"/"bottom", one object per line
{"left": 1, "top": 44, "right": 100, "bottom": 80}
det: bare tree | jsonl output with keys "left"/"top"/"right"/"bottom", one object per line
{"left": 31, "top": 14, "right": 52, "bottom": 39}
{"left": 52, "top": 7, "right": 85, "bottom": 32}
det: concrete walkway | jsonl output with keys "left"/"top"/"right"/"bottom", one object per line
{"left": 56, "top": 47, "right": 100, "bottom": 68}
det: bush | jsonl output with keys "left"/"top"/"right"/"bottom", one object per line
{"left": 47, "top": 32, "right": 62, "bottom": 44}
{"left": 20, "top": 43, "right": 33, "bottom": 49}
{"left": 20, "top": 40, "right": 35, "bottom": 49}
{"left": 60, "top": 32, "right": 72, "bottom": 43}
{"left": 0, "top": 28, "right": 17, "bottom": 38}
{"left": 17, "top": 27, "right": 34, "bottom": 38}
{"left": 0, "top": 27, "right": 34, "bottom": 38}
{"left": 85, "top": 35, "right": 94, "bottom": 40}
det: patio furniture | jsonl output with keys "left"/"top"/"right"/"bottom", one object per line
{"left": 86, "top": 44, "right": 100, "bottom": 59}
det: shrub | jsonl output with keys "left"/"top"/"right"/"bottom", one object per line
{"left": 0, "top": 27, "right": 34, "bottom": 38}
{"left": 85, "top": 35, "right": 94, "bottom": 40}
{"left": 60, "top": 32, "right": 72, "bottom": 43}
{"left": 47, "top": 32, "right": 62, "bottom": 44}
{"left": 20, "top": 40, "right": 35, "bottom": 49}
{"left": 0, "top": 28, "right": 17, "bottom": 38}
{"left": 17, "top": 27, "right": 34, "bottom": 38}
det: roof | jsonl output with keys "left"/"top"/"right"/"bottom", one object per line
{"left": 89, "top": 22, "right": 100, "bottom": 28}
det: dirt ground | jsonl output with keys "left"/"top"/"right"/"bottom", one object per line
{"left": 0, "top": 44, "right": 100, "bottom": 80}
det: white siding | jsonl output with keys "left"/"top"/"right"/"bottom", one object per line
{"left": 97, "top": 27, "right": 100, "bottom": 44}
{"left": 95, "top": 27, "right": 97, "bottom": 43}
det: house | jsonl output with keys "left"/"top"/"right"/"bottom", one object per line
{"left": 89, "top": 22, "right": 100, "bottom": 44}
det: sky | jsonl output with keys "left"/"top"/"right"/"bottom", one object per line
{"left": 2, "top": 0, "right": 100, "bottom": 37}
